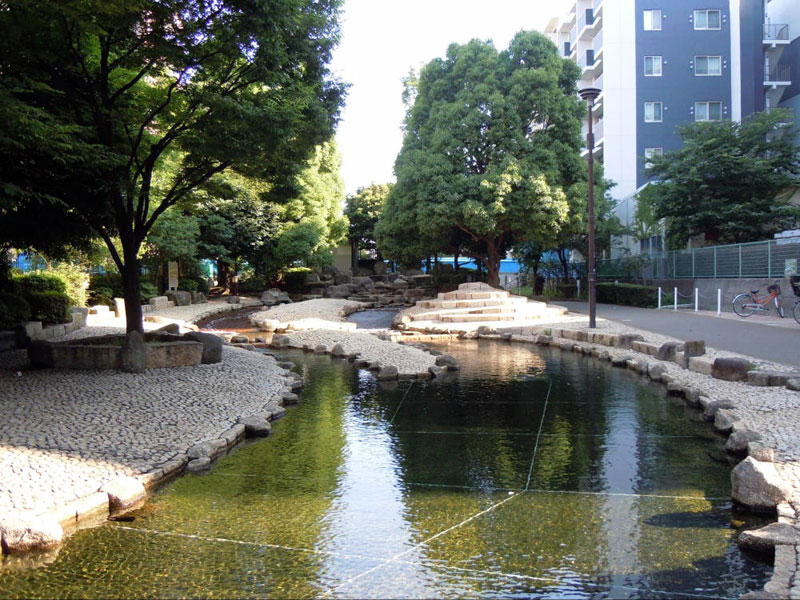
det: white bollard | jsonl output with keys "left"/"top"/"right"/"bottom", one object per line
{"left": 674, "top": 287, "right": 678, "bottom": 311}
{"left": 695, "top": 288, "right": 699, "bottom": 312}
{"left": 658, "top": 287, "right": 662, "bottom": 309}
{"left": 717, "top": 289, "right": 721, "bottom": 317}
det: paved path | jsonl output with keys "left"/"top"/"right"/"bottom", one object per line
{"left": 559, "top": 301, "right": 800, "bottom": 367}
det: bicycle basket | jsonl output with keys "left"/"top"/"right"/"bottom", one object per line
{"left": 768, "top": 283, "right": 782, "bottom": 296}
{"left": 791, "top": 275, "right": 800, "bottom": 298}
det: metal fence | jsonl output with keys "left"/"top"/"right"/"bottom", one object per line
{"left": 594, "top": 236, "right": 800, "bottom": 280}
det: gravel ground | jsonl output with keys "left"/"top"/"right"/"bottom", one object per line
{"left": 250, "top": 298, "right": 365, "bottom": 331}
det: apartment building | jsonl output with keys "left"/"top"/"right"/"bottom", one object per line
{"left": 545, "top": 0, "right": 796, "bottom": 256}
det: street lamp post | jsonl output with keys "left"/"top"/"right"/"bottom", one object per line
{"left": 578, "top": 87, "right": 601, "bottom": 329}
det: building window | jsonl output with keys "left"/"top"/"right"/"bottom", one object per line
{"left": 694, "top": 9, "right": 721, "bottom": 30}
{"left": 644, "top": 102, "right": 663, "bottom": 122}
{"left": 695, "top": 101, "right": 722, "bottom": 121}
{"left": 695, "top": 56, "right": 722, "bottom": 76}
{"left": 644, "top": 56, "right": 663, "bottom": 76}
{"left": 644, "top": 147, "right": 663, "bottom": 168}
{"left": 643, "top": 9, "right": 662, "bottom": 30}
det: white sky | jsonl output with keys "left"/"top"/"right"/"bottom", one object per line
{"left": 330, "top": 0, "right": 574, "bottom": 195}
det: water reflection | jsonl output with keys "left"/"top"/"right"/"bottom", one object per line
{"left": 0, "top": 341, "right": 771, "bottom": 599}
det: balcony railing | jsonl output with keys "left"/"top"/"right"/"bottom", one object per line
{"left": 578, "top": 8, "right": 595, "bottom": 32}
{"left": 593, "top": 29, "right": 603, "bottom": 54}
{"left": 764, "top": 24, "right": 789, "bottom": 41}
{"left": 578, "top": 50, "right": 595, "bottom": 69}
{"left": 765, "top": 65, "right": 791, "bottom": 83}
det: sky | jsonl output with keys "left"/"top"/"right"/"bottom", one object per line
{"left": 329, "top": 0, "right": 574, "bottom": 195}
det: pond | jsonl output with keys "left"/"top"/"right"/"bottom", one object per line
{"left": 0, "top": 340, "right": 772, "bottom": 598}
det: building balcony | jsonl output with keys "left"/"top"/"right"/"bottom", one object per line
{"left": 763, "top": 24, "right": 790, "bottom": 47}
{"left": 765, "top": 65, "right": 791, "bottom": 87}
{"left": 579, "top": 48, "right": 603, "bottom": 78}
{"left": 594, "top": 0, "right": 604, "bottom": 17}
{"left": 578, "top": 8, "right": 601, "bottom": 41}
{"left": 581, "top": 118, "right": 604, "bottom": 158}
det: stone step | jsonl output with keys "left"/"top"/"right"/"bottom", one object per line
{"left": 410, "top": 304, "right": 536, "bottom": 321}
{"left": 418, "top": 297, "right": 527, "bottom": 310}
{"left": 440, "top": 313, "right": 519, "bottom": 322}
{"left": 438, "top": 290, "right": 510, "bottom": 301}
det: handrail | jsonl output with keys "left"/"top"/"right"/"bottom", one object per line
{"left": 764, "top": 24, "right": 789, "bottom": 41}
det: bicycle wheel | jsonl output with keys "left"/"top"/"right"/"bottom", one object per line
{"left": 794, "top": 301, "right": 800, "bottom": 325}
{"left": 732, "top": 293, "right": 756, "bottom": 317}
{"left": 778, "top": 304, "right": 785, "bottom": 318}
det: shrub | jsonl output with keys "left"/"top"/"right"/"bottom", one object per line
{"left": 596, "top": 282, "right": 658, "bottom": 308}
{"left": 26, "top": 290, "right": 72, "bottom": 324}
{"left": 0, "top": 292, "right": 31, "bottom": 330}
{"left": 14, "top": 272, "right": 67, "bottom": 295}
{"left": 239, "top": 276, "right": 270, "bottom": 293}
{"left": 178, "top": 279, "right": 199, "bottom": 293}
{"left": 89, "top": 272, "right": 123, "bottom": 304}
{"left": 140, "top": 281, "right": 160, "bottom": 303}
{"left": 282, "top": 267, "right": 311, "bottom": 293}
{"left": 47, "top": 262, "right": 89, "bottom": 307}
{"left": 88, "top": 285, "right": 115, "bottom": 308}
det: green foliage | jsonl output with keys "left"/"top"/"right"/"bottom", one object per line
{"left": 346, "top": 184, "right": 392, "bottom": 255}
{"left": 145, "top": 209, "right": 200, "bottom": 263}
{"left": 140, "top": 282, "right": 159, "bottom": 303}
{"left": 380, "top": 31, "right": 582, "bottom": 285}
{"left": 14, "top": 272, "right": 67, "bottom": 296}
{"left": 596, "top": 283, "right": 659, "bottom": 308}
{"left": 644, "top": 109, "right": 800, "bottom": 247}
{"left": 46, "top": 262, "right": 89, "bottom": 308}
{"left": 0, "top": 0, "right": 345, "bottom": 332}
{"left": 0, "top": 291, "right": 31, "bottom": 330}
{"left": 26, "top": 290, "right": 72, "bottom": 324}
{"left": 282, "top": 267, "right": 312, "bottom": 292}
{"left": 177, "top": 279, "right": 199, "bottom": 293}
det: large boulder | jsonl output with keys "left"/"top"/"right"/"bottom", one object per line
{"left": 334, "top": 272, "right": 352, "bottom": 285}
{"left": 373, "top": 261, "right": 387, "bottom": 275}
{"left": 353, "top": 277, "right": 374, "bottom": 290}
{"left": 324, "top": 284, "right": 356, "bottom": 299}
{"left": 732, "top": 456, "right": 793, "bottom": 512}
{"left": 712, "top": 357, "right": 752, "bottom": 381}
{"left": 100, "top": 477, "right": 147, "bottom": 514}
{"left": 165, "top": 290, "right": 191, "bottom": 307}
{"left": 738, "top": 522, "right": 800, "bottom": 553}
{"left": 191, "top": 292, "right": 208, "bottom": 304}
{"left": 183, "top": 332, "right": 224, "bottom": 364}
{"left": 656, "top": 342, "right": 683, "bottom": 361}
{"left": 260, "top": 288, "right": 291, "bottom": 306}
{"left": 0, "top": 515, "right": 63, "bottom": 554}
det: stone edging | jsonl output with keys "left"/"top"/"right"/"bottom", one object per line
{"left": 472, "top": 326, "right": 798, "bottom": 599}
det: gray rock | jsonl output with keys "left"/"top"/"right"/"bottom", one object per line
{"left": 0, "top": 515, "right": 63, "bottom": 554}
{"left": 726, "top": 430, "right": 762, "bottom": 455}
{"left": 230, "top": 335, "right": 249, "bottom": 344}
{"left": 330, "top": 343, "right": 346, "bottom": 357}
{"left": 121, "top": 330, "right": 146, "bottom": 373}
{"left": 271, "top": 335, "right": 291, "bottom": 349}
{"left": 282, "top": 392, "right": 300, "bottom": 405}
{"left": 187, "top": 439, "right": 227, "bottom": 460}
{"left": 748, "top": 443, "right": 775, "bottom": 462}
{"left": 615, "top": 334, "right": 644, "bottom": 349}
{"left": 265, "top": 403, "right": 286, "bottom": 420}
{"left": 656, "top": 342, "right": 683, "bottom": 362}
{"left": 611, "top": 355, "right": 630, "bottom": 367}
{"left": 226, "top": 296, "right": 241, "bottom": 304}
{"left": 155, "top": 323, "right": 181, "bottom": 334}
{"left": 435, "top": 354, "right": 459, "bottom": 370}
{"left": 683, "top": 340, "right": 706, "bottom": 357}
{"left": 703, "top": 399, "right": 734, "bottom": 420}
{"left": 149, "top": 296, "right": 170, "bottom": 310}
{"left": 239, "top": 415, "right": 272, "bottom": 437}
{"left": 536, "top": 334, "right": 552, "bottom": 346}
{"left": 353, "top": 277, "right": 374, "bottom": 290}
{"left": 732, "top": 457, "right": 794, "bottom": 512}
{"left": 165, "top": 290, "right": 192, "bottom": 307}
{"left": 377, "top": 365, "right": 399, "bottom": 380}
{"left": 186, "top": 457, "right": 212, "bottom": 473}
{"left": 100, "top": 477, "right": 146, "bottom": 514}
{"left": 260, "top": 288, "right": 291, "bottom": 306}
{"left": 191, "top": 292, "right": 208, "bottom": 304}
{"left": 182, "top": 332, "right": 224, "bottom": 364}
{"left": 324, "top": 284, "right": 356, "bottom": 299}
{"left": 334, "top": 273, "right": 352, "bottom": 285}
{"left": 647, "top": 363, "right": 666, "bottom": 382}
{"left": 429, "top": 365, "right": 446, "bottom": 378}
{"left": 786, "top": 378, "right": 800, "bottom": 391}
{"left": 314, "top": 344, "right": 327, "bottom": 354}
{"left": 738, "top": 522, "right": 800, "bottom": 553}
{"left": 712, "top": 357, "right": 752, "bottom": 382}
{"left": 714, "top": 409, "right": 737, "bottom": 433}
{"left": 277, "top": 361, "right": 295, "bottom": 370}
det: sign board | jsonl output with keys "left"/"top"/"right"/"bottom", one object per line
{"left": 168, "top": 261, "right": 179, "bottom": 290}
{"left": 785, "top": 259, "right": 797, "bottom": 276}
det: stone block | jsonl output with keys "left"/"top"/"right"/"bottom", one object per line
{"left": 44, "top": 324, "right": 66, "bottom": 339}
{"left": 145, "top": 341, "right": 203, "bottom": 369}
{"left": 0, "top": 515, "right": 63, "bottom": 554}
{"left": 647, "top": 363, "right": 667, "bottom": 382}
{"left": 186, "top": 457, "right": 211, "bottom": 473}
{"left": 73, "top": 492, "right": 111, "bottom": 524}
{"left": 187, "top": 439, "right": 227, "bottom": 460}
{"left": 89, "top": 305, "right": 111, "bottom": 315}
{"left": 726, "top": 430, "right": 762, "bottom": 455}
{"left": 714, "top": 409, "right": 737, "bottom": 433}
{"left": 114, "top": 297, "right": 126, "bottom": 318}
{"left": 683, "top": 340, "right": 706, "bottom": 357}
{"left": 615, "top": 334, "right": 643, "bottom": 349}
{"left": 100, "top": 477, "right": 147, "bottom": 514}
{"left": 221, "top": 424, "right": 246, "bottom": 446}
{"left": 260, "top": 289, "right": 291, "bottom": 306}
{"left": 738, "top": 522, "right": 800, "bottom": 553}
{"left": 631, "top": 341, "right": 658, "bottom": 355}
{"left": 656, "top": 342, "right": 683, "bottom": 362}
{"left": 748, "top": 443, "right": 775, "bottom": 463}
{"left": 191, "top": 292, "right": 208, "bottom": 304}
{"left": 712, "top": 357, "right": 752, "bottom": 382}
{"left": 226, "top": 295, "right": 241, "bottom": 304}
{"left": 435, "top": 354, "right": 459, "bottom": 370}
{"left": 688, "top": 357, "right": 713, "bottom": 375}
{"left": 230, "top": 335, "right": 250, "bottom": 344}
{"left": 282, "top": 392, "right": 300, "bottom": 405}
{"left": 330, "top": 343, "right": 346, "bottom": 357}
{"left": 377, "top": 365, "right": 399, "bottom": 380}
{"left": 703, "top": 399, "right": 733, "bottom": 420}
{"left": 786, "top": 378, "right": 800, "bottom": 392}
{"left": 732, "top": 456, "right": 793, "bottom": 512}
{"left": 239, "top": 415, "right": 271, "bottom": 437}
{"left": 149, "top": 296, "right": 170, "bottom": 310}
{"left": 265, "top": 403, "right": 286, "bottom": 420}
{"left": 16, "top": 321, "right": 43, "bottom": 347}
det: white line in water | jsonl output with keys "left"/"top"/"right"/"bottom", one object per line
{"left": 388, "top": 380, "right": 416, "bottom": 423}
{"left": 524, "top": 380, "right": 553, "bottom": 491}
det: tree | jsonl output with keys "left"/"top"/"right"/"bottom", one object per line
{"left": 0, "top": 0, "right": 345, "bottom": 333}
{"left": 382, "top": 32, "right": 582, "bottom": 286}
{"left": 345, "top": 183, "right": 391, "bottom": 263}
{"left": 644, "top": 109, "right": 800, "bottom": 248}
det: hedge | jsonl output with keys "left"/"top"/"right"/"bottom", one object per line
{"left": 25, "top": 290, "right": 72, "bottom": 324}
{"left": 596, "top": 282, "right": 659, "bottom": 308}
{"left": 14, "top": 272, "right": 68, "bottom": 296}
{"left": 0, "top": 292, "right": 31, "bottom": 330}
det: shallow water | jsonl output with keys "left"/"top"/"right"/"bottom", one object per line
{"left": 0, "top": 341, "right": 772, "bottom": 598}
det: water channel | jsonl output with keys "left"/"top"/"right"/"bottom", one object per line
{"left": 0, "top": 326, "right": 773, "bottom": 598}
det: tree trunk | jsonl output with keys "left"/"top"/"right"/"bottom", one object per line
{"left": 425, "top": 255, "right": 431, "bottom": 273}
{"left": 120, "top": 241, "right": 144, "bottom": 335}
{"left": 454, "top": 247, "right": 460, "bottom": 272}
{"left": 217, "top": 260, "right": 230, "bottom": 290}
{"left": 350, "top": 240, "right": 358, "bottom": 269}
{"left": 486, "top": 240, "right": 501, "bottom": 288}
{"left": 557, "top": 247, "right": 570, "bottom": 281}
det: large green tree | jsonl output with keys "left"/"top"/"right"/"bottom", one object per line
{"left": 644, "top": 109, "right": 800, "bottom": 248}
{"left": 380, "top": 31, "right": 583, "bottom": 286}
{"left": 0, "top": 0, "right": 344, "bottom": 333}
{"left": 345, "top": 183, "right": 391, "bottom": 263}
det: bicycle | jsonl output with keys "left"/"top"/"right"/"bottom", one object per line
{"left": 732, "top": 279, "right": 785, "bottom": 318}
{"left": 791, "top": 276, "right": 800, "bottom": 325}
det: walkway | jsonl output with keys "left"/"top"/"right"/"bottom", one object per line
{"left": 559, "top": 301, "right": 800, "bottom": 368}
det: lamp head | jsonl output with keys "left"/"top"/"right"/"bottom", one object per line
{"left": 578, "top": 87, "right": 601, "bottom": 102}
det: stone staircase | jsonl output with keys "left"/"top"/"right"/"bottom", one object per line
{"left": 409, "top": 282, "right": 567, "bottom": 323}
